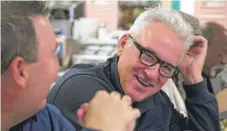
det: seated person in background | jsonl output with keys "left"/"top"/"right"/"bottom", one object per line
{"left": 1, "top": 1, "right": 140, "bottom": 131}
{"left": 48, "top": 8, "right": 220, "bottom": 131}
{"left": 201, "top": 22, "right": 227, "bottom": 130}
{"left": 201, "top": 22, "right": 227, "bottom": 95}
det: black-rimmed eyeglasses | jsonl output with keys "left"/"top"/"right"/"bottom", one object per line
{"left": 129, "top": 35, "right": 179, "bottom": 78}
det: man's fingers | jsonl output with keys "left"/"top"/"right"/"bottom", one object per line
{"left": 183, "top": 36, "right": 208, "bottom": 63}
{"left": 77, "top": 107, "right": 87, "bottom": 125}
{"left": 122, "top": 95, "right": 132, "bottom": 106}
{"left": 110, "top": 91, "right": 121, "bottom": 100}
{"left": 179, "top": 54, "right": 191, "bottom": 71}
{"left": 91, "top": 90, "right": 108, "bottom": 103}
{"left": 83, "top": 91, "right": 139, "bottom": 131}
{"left": 127, "top": 107, "right": 141, "bottom": 119}
{"left": 193, "top": 36, "right": 207, "bottom": 43}
{"left": 132, "top": 108, "right": 141, "bottom": 119}
{"left": 81, "top": 103, "right": 89, "bottom": 110}
{"left": 192, "top": 36, "right": 208, "bottom": 51}
{"left": 95, "top": 90, "right": 108, "bottom": 97}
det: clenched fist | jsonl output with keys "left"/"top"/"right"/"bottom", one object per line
{"left": 77, "top": 91, "right": 141, "bottom": 131}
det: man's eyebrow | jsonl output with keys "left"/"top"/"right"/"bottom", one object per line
{"left": 143, "top": 46, "right": 157, "bottom": 56}
{"left": 133, "top": 37, "right": 157, "bottom": 56}
{"left": 143, "top": 46, "right": 176, "bottom": 67}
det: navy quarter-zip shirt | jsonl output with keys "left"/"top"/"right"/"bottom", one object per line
{"left": 47, "top": 56, "right": 220, "bottom": 131}
{"left": 10, "top": 104, "right": 95, "bottom": 131}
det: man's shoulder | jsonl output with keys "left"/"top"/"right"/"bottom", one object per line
{"left": 43, "top": 104, "right": 65, "bottom": 117}
{"left": 58, "top": 63, "right": 106, "bottom": 84}
{"left": 153, "top": 90, "right": 173, "bottom": 107}
{"left": 68, "top": 63, "right": 103, "bottom": 75}
{"left": 34, "top": 104, "right": 76, "bottom": 131}
{"left": 54, "top": 63, "right": 110, "bottom": 89}
{"left": 47, "top": 63, "right": 114, "bottom": 104}
{"left": 10, "top": 104, "right": 75, "bottom": 131}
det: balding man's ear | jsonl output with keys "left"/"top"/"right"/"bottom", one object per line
{"left": 117, "top": 34, "right": 130, "bottom": 56}
{"left": 8, "top": 56, "right": 29, "bottom": 88}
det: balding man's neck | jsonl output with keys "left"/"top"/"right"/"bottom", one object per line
{"left": 2, "top": 111, "right": 25, "bottom": 131}
{"left": 1, "top": 114, "right": 12, "bottom": 131}
{"left": 2, "top": 88, "right": 21, "bottom": 131}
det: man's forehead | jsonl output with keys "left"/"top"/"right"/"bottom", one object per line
{"left": 30, "top": 16, "right": 56, "bottom": 49}
{"left": 137, "top": 22, "right": 183, "bottom": 45}
{"left": 31, "top": 16, "right": 47, "bottom": 26}
{"left": 39, "top": 18, "right": 47, "bottom": 25}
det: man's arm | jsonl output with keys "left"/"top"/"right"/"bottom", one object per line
{"left": 47, "top": 74, "right": 113, "bottom": 129}
{"left": 47, "top": 91, "right": 140, "bottom": 131}
{"left": 78, "top": 91, "right": 140, "bottom": 131}
{"left": 173, "top": 35, "right": 220, "bottom": 130}
{"left": 169, "top": 79, "right": 220, "bottom": 131}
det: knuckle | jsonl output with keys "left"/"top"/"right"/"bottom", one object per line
{"left": 96, "top": 90, "right": 108, "bottom": 96}
{"left": 122, "top": 95, "right": 132, "bottom": 103}
{"left": 130, "top": 108, "right": 141, "bottom": 118}
{"left": 110, "top": 91, "right": 121, "bottom": 99}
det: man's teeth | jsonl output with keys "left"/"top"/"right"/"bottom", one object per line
{"left": 137, "top": 76, "right": 151, "bottom": 86}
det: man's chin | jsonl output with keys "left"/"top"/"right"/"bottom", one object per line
{"left": 130, "top": 94, "right": 147, "bottom": 102}
{"left": 39, "top": 99, "right": 47, "bottom": 110}
{"left": 124, "top": 88, "right": 149, "bottom": 102}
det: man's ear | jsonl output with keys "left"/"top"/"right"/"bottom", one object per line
{"left": 8, "top": 56, "right": 29, "bottom": 88}
{"left": 117, "top": 34, "right": 130, "bottom": 56}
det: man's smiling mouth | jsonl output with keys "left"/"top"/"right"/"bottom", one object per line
{"left": 134, "top": 75, "right": 153, "bottom": 87}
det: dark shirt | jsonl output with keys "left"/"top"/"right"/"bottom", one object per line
{"left": 10, "top": 104, "right": 94, "bottom": 131}
{"left": 47, "top": 56, "right": 220, "bottom": 131}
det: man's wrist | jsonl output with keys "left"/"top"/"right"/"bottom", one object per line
{"left": 183, "top": 75, "right": 203, "bottom": 85}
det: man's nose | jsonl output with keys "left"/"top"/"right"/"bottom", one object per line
{"left": 144, "top": 63, "right": 160, "bottom": 81}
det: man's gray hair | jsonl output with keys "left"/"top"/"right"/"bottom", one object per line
{"left": 128, "top": 8, "right": 193, "bottom": 51}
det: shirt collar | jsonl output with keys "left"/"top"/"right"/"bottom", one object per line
{"left": 109, "top": 55, "right": 155, "bottom": 114}
{"left": 109, "top": 55, "right": 125, "bottom": 95}
{"left": 10, "top": 114, "right": 37, "bottom": 131}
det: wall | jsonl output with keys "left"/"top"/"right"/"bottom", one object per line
{"left": 195, "top": 1, "right": 227, "bottom": 28}
{"left": 85, "top": 0, "right": 119, "bottom": 31}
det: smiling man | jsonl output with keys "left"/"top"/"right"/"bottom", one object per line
{"left": 48, "top": 8, "right": 220, "bottom": 131}
{"left": 1, "top": 1, "right": 140, "bottom": 131}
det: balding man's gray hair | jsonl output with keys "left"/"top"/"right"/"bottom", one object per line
{"left": 128, "top": 8, "right": 193, "bottom": 51}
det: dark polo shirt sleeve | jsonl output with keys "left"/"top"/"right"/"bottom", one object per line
{"left": 169, "top": 79, "right": 220, "bottom": 131}
{"left": 47, "top": 73, "right": 110, "bottom": 130}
